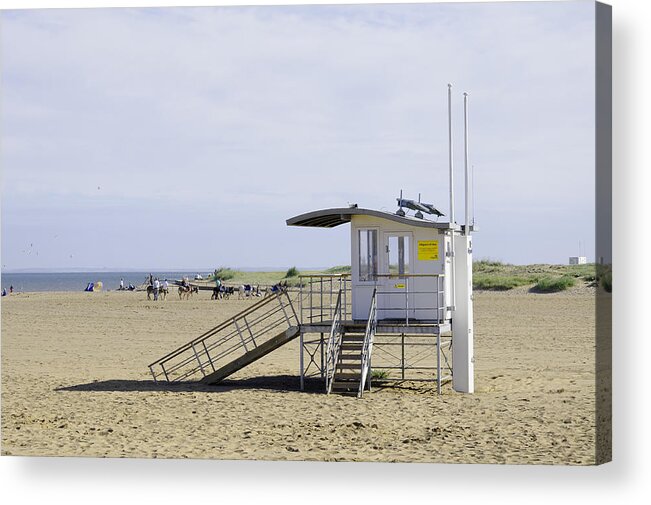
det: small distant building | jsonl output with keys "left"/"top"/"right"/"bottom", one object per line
{"left": 569, "top": 256, "right": 587, "bottom": 265}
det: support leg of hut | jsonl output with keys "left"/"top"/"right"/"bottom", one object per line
{"left": 452, "top": 233, "right": 474, "bottom": 393}
{"left": 299, "top": 329, "right": 305, "bottom": 391}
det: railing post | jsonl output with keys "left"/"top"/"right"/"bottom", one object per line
{"left": 325, "top": 290, "right": 343, "bottom": 395}
{"left": 367, "top": 355, "right": 372, "bottom": 391}
{"left": 401, "top": 334, "right": 405, "bottom": 380}
{"left": 358, "top": 288, "right": 376, "bottom": 398}
{"left": 329, "top": 278, "right": 333, "bottom": 320}
{"left": 374, "top": 277, "right": 378, "bottom": 322}
{"left": 234, "top": 319, "right": 249, "bottom": 352}
{"left": 243, "top": 315, "right": 257, "bottom": 347}
{"left": 406, "top": 276, "right": 409, "bottom": 325}
{"left": 300, "top": 329, "right": 305, "bottom": 391}
{"left": 343, "top": 277, "right": 347, "bottom": 320}
{"left": 276, "top": 292, "right": 291, "bottom": 326}
{"left": 160, "top": 362, "right": 170, "bottom": 382}
{"left": 299, "top": 277, "right": 303, "bottom": 325}
{"left": 191, "top": 343, "right": 206, "bottom": 377}
{"left": 325, "top": 337, "right": 329, "bottom": 393}
{"left": 320, "top": 332, "right": 325, "bottom": 379}
{"left": 439, "top": 275, "right": 444, "bottom": 322}
{"left": 309, "top": 280, "right": 313, "bottom": 323}
{"left": 437, "top": 330, "right": 442, "bottom": 395}
{"left": 202, "top": 340, "right": 216, "bottom": 372}
{"left": 283, "top": 289, "right": 300, "bottom": 325}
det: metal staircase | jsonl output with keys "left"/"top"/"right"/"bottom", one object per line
{"left": 148, "top": 290, "right": 300, "bottom": 385}
{"left": 327, "top": 289, "right": 377, "bottom": 397}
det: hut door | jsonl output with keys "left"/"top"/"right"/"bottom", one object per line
{"left": 380, "top": 233, "right": 414, "bottom": 320}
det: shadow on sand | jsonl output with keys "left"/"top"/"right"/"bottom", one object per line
{"left": 56, "top": 375, "right": 325, "bottom": 394}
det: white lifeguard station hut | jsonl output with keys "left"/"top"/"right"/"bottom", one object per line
{"left": 287, "top": 86, "right": 475, "bottom": 396}
{"left": 148, "top": 86, "right": 475, "bottom": 398}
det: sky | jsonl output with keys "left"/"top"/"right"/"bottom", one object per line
{"left": 1, "top": 1, "right": 596, "bottom": 271}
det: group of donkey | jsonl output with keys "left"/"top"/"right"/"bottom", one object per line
{"left": 146, "top": 284, "right": 198, "bottom": 300}
{"left": 211, "top": 284, "right": 260, "bottom": 300}
{"left": 211, "top": 282, "right": 288, "bottom": 301}
{"left": 210, "top": 285, "right": 236, "bottom": 300}
{"left": 147, "top": 281, "right": 289, "bottom": 301}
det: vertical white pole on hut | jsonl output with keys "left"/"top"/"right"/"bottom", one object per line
{"left": 452, "top": 91, "right": 474, "bottom": 393}
{"left": 448, "top": 84, "right": 455, "bottom": 227}
{"left": 448, "top": 83, "right": 456, "bottom": 314}
{"left": 464, "top": 92, "right": 471, "bottom": 235}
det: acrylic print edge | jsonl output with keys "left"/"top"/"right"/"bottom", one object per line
{"left": 595, "top": 0, "right": 612, "bottom": 465}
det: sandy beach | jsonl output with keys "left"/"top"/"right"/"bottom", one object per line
{"left": 1, "top": 286, "right": 600, "bottom": 464}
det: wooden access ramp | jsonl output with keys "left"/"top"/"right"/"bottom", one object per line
{"left": 148, "top": 290, "right": 300, "bottom": 385}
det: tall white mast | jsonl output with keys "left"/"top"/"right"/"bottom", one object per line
{"left": 464, "top": 92, "right": 471, "bottom": 235}
{"left": 448, "top": 83, "right": 456, "bottom": 312}
{"left": 448, "top": 83, "right": 455, "bottom": 227}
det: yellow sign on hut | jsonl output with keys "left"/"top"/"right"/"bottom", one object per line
{"left": 417, "top": 240, "right": 439, "bottom": 261}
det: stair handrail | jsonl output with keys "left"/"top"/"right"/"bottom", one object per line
{"left": 325, "top": 289, "right": 343, "bottom": 394}
{"left": 358, "top": 288, "right": 378, "bottom": 398}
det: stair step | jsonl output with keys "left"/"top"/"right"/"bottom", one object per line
{"left": 338, "top": 354, "right": 362, "bottom": 360}
{"left": 331, "top": 381, "right": 360, "bottom": 390}
{"left": 341, "top": 343, "right": 363, "bottom": 350}
{"left": 335, "top": 367, "right": 362, "bottom": 377}
{"left": 342, "top": 335, "right": 364, "bottom": 341}
{"left": 336, "top": 363, "right": 362, "bottom": 370}
{"left": 334, "top": 373, "right": 361, "bottom": 380}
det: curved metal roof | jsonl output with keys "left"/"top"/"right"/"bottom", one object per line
{"left": 286, "top": 207, "right": 454, "bottom": 229}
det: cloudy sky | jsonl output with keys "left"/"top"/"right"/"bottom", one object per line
{"left": 1, "top": 1, "right": 596, "bottom": 271}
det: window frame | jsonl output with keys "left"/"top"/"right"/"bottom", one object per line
{"left": 357, "top": 227, "right": 379, "bottom": 283}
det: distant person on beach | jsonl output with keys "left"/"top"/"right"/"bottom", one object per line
{"left": 211, "top": 276, "right": 222, "bottom": 300}
{"left": 120, "top": 278, "right": 124, "bottom": 290}
{"left": 1, "top": 288, "right": 6, "bottom": 297}
{"left": 153, "top": 278, "right": 160, "bottom": 301}
{"left": 10, "top": 285, "right": 14, "bottom": 294}
{"left": 148, "top": 273, "right": 153, "bottom": 286}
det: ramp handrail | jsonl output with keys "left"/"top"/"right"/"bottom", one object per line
{"left": 358, "top": 288, "right": 378, "bottom": 398}
{"left": 325, "top": 290, "right": 343, "bottom": 394}
{"left": 148, "top": 289, "right": 299, "bottom": 383}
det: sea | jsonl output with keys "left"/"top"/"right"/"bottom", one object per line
{"left": 0, "top": 271, "right": 214, "bottom": 293}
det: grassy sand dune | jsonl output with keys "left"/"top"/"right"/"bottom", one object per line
{"left": 473, "top": 261, "right": 606, "bottom": 292}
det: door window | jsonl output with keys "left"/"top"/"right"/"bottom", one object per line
{"left": 388, "top": 235, "right": 410, "bottom": 276}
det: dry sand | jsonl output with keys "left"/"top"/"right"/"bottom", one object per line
{"left": 1, "top": 286, "right": 599, "bottom": 464}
